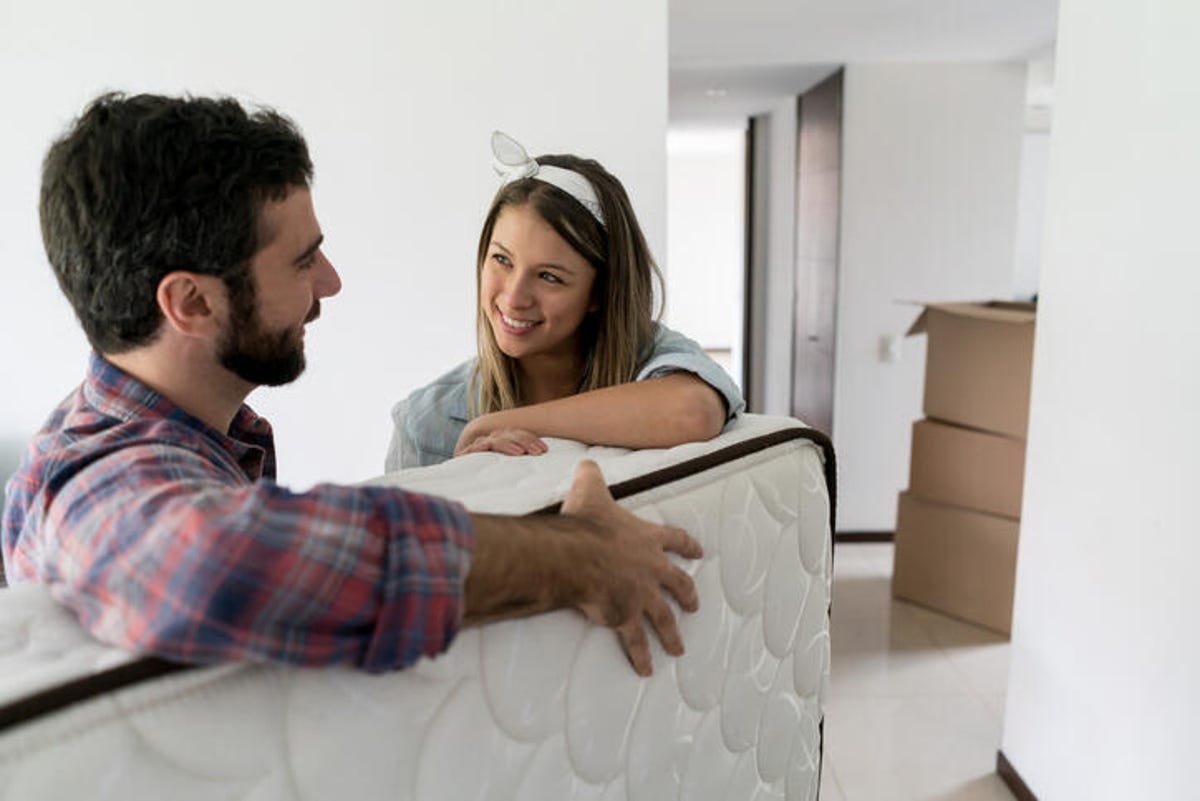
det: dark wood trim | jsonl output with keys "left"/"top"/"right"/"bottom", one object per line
{"left": 742, "top": 118, "right": 756, "bottom": 406}
{"left": 997, "top": 750, "right": 1038, "bottom": 801}
{"left": 835, "top": 530, "right": 894, "bottom": 543}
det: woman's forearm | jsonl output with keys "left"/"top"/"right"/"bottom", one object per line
{"left": 466, "top": 373, "right": 726, "bottom": 450}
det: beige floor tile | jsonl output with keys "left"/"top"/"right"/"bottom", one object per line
{"left": 831, "top": 574, "right": 898, "bottom": 623}
{"left": 829, "top": 605, "right": 974, "bottom": 699}
{"left": 826, "top": 694, "right": 1003, "bottom": 800}
{"left": 833, "top": 542, "right": 894, "bottom": 578}
{"left": 831, "top": 604, "right": 936, "bottom": 656}
{"left": 828, "top": 644, "right": 974, "bottom": 700}
{"left": 903, "top": 602, "right": 1008, "bottom": 648}
{"left": 897, "top": 594, "right": 1012, "bottom": 701}
{"left": 823, "top": 543, "right": 1013, "bottom": 800}
{"left": 928, "top": 773, "right": 1016, "bottom": 800}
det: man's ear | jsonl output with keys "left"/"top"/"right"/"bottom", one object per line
{"left": 156, "top": 272, "right": 226, "bottom": 339}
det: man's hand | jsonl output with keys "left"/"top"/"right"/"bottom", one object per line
{"left": 464, "top": 460, "right": 703, "bottom": 677}
{"left": 559, "top": 460, "right": 702, "bottom": 676}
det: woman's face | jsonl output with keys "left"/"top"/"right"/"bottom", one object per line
{"left": 480, "top": 203, "right": 597, "bottom": 363}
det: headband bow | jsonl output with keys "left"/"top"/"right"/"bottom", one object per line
{"left": 491, "top": 131, "right": 606, "bottom": 226}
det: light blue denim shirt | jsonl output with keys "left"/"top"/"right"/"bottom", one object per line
{"left": 385, "top": 324, "right": 745, "bottom": 471}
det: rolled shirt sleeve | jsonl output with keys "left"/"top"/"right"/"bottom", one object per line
{"left": 37, "top": 444, "right": 473, "bottom": 673}
{"left": 636, "top": 324, "right": 746, "bottom": 421}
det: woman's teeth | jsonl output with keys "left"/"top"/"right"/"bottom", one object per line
{"left": 502, "top": 314, "right": 538, "bottom": 329}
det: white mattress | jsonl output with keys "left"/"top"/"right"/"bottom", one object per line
{"left": 0, "top": 414, "right": 834, "bottom": 800}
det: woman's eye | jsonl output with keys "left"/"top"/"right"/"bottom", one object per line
{"left": 491, "top": 253, "right": 511, "bottom": 268}
{"left": 540, "top": 271, "right": 563, "bottom": 284}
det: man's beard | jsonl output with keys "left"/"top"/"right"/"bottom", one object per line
{"left": 218, "top": 288, "right": 318, "bottom": 387}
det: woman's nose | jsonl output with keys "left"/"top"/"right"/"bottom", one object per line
{"left": 502, "top": 270, "right": 535, "bottom": 307}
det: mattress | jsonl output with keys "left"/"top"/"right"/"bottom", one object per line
{"left": 0, "top": 413, "right": 835, "bottom": 800}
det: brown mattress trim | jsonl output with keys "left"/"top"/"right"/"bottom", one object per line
{"left": 0, "top": 425, "right": 836, "bottom": 734}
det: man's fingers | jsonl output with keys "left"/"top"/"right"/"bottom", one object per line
{"left": 657, "top": 525, "right": 703, "bottom": 559}
{"left": 572, "top": 459, "right": 605, "bottom": 486}
{"left": 557, "top": 458, "right": 703, "bottom": 677}
{"left": 563, "top": 459, "right": 609, "bottom": 515}
{"left": 659, "top": 563, "right": 699, "bottom": 613}
{"left": 644, "top": 595, "right": 685, "bottom": 657}
{"left": 618, "top": 619, "right": 653, "bottom": 677}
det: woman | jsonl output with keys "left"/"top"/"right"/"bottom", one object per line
{"left": 386, "top": 132, "right": 744, "bottom": 470}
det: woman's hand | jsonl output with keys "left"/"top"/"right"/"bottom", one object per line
{"left": 455, "top": 415, "right": 548, "bottom": 457}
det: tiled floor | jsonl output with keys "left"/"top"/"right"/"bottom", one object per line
{"left": 821, "top": 543, "right": 1015, "bottom": 801}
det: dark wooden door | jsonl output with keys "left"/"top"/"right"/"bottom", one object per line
{"left": 791, "top": 70, "right": 843, "bottom": 436}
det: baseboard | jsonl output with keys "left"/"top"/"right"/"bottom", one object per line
{"left": 834, "top": 530, "right": 894, "bottom": 543}
{"left": 996, "top": 750, "right": 1037, "bottom": 801}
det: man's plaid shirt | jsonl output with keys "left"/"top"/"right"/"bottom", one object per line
{"left": 2, "top": 354, "right": 474, "bottom": 672}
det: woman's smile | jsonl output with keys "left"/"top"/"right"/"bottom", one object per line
{"left": 498, "top": 311, "right": 541, "bottom": 333}
{"left": 482, "top": 203, "right": 596, "bottom": 361}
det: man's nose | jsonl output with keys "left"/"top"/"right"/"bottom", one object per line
{"left": 313, "top": 252, "right": 342, "bottom": 299}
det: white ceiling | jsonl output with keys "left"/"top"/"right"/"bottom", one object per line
{"left": 670, "top": 0, "right": 1059, "bottom": 123}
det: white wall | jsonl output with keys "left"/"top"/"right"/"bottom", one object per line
{"left": 1001, "top": 0, "right": 1200, "bottom": 797}
{"left": 834, "top": 63, "right": 1026, "bottom": 530}
{"left": 0, "top": 0, "right": 667, "bottom": 489}
{"left": 665, "top": 125, "right": 745, "bottom": 388}
{"left": 1012, "top": 131, "right": 1051, "bottom": 300}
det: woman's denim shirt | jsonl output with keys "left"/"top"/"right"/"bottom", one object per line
{"left": 385, "top": 324, "right": 746, "bottom": 471}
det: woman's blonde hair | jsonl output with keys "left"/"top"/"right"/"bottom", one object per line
{"left": 471, "top": 154, "right": 663, "bottom": 415}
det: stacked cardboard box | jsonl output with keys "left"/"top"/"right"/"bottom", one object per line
{"left": 892, "top": 302, "right": 1036, "bottom": 635}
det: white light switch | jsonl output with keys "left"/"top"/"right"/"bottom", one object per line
{"left": 879, "top": 335, "right": 902, "bottom": 363}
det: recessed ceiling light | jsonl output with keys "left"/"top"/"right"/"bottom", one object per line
{"left": 704, "top": 88, "right": 728, "bottom": 98}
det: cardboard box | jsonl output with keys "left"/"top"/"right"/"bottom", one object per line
{"left": 909, "top": 419, "right": 1026, "bottom": 519}
{"left": 892, "top": 492, "right": 1019, "bottom": 635}
{"left": 906, "top": 302, "right": 1036, "bottom": 438}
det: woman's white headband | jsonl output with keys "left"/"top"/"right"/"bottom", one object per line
{"left": 491, "top": 131, "right": 606, "bottom": 227}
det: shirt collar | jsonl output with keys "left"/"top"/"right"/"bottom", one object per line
{"left": 83, "top": 352, "right": 275, "bottom": 480}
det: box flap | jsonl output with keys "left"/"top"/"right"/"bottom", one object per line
{"left": 905, "top": 307, "right": 931, "bottom": 336}
{"left": 904, "top": 300, "right": 1035, "bottom": 336}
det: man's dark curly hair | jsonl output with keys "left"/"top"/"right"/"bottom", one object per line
{"left": 39, "top": 92, "right": 313, "bottom": 353}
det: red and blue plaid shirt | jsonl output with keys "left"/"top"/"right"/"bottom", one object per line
{"left": 2, "top": 354, "right": 474, "bottom": 672}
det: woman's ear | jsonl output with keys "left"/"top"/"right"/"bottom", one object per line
{"left": 156, "top": 271, "right": 225, "bottom": 339}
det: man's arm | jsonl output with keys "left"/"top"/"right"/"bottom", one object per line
{"left": 32, "top": 443, "right": 473, "bottom": 673}
{"left": 464, "top": 460, "right": 702, "bottom": 676}
{"left": 34, "top": 446, "right": 698, "bottom": 676}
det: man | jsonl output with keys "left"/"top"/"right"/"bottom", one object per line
{"left": 1, "top": 92, "right": 700, "bottom": 677}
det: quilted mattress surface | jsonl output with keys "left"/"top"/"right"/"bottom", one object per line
{"left": 0, "top": 414, "right": 834, "bottom": 800}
